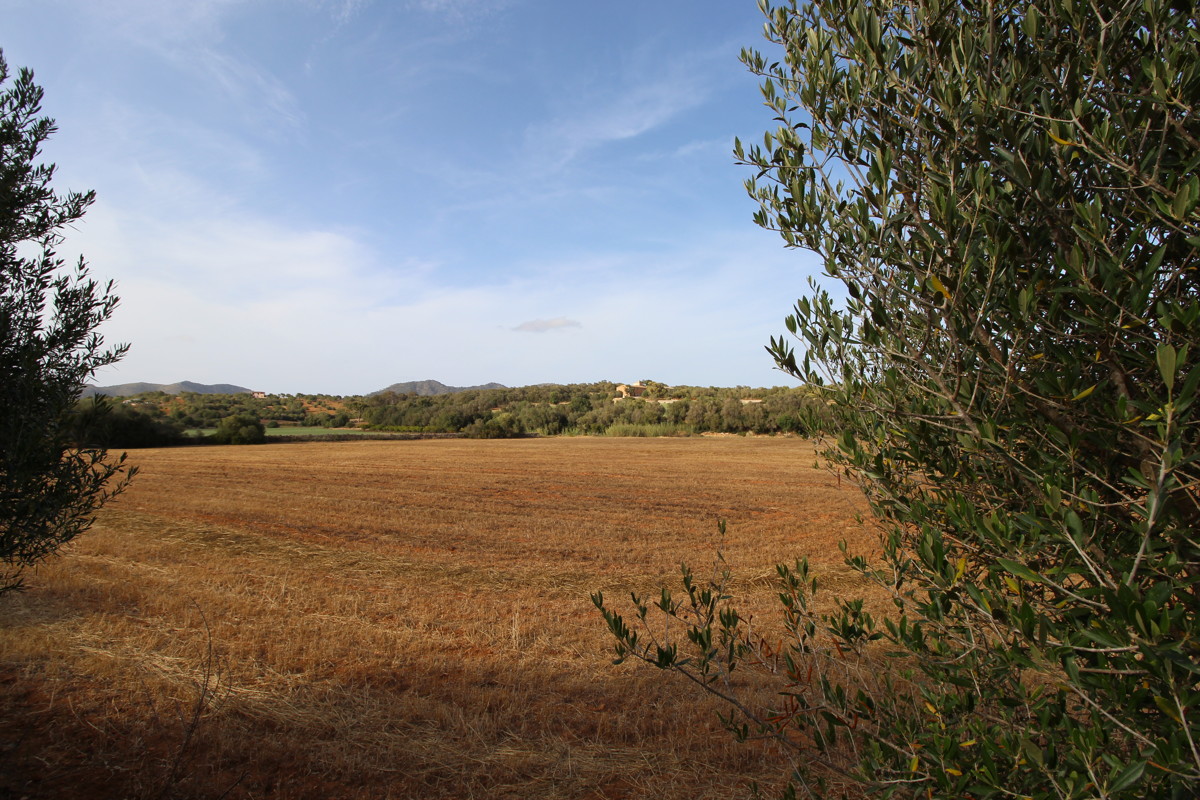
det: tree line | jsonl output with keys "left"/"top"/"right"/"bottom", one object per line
{"left": 355, "top": 382, "right": 822, "bottom": 437}
{"left": 68, "top": 382, "right": 828, "bottom": 447}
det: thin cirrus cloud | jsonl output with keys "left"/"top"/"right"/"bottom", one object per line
{"left": 410, "top": 0, "right": 516, "bottom": 24}
{"left": 194, "top": 48, "right": 305, "bottom": 132}
{"left": 513, "top": 317, "right": 582, "bottom": 333}
{"left": 87, "top": 0, "right": 232, "bottom": 45}
{"left": 67, "top": 2, "right": 306, "bottom": 137}
{"left": 528, "top": 71, "right": 707, "bottom": 168}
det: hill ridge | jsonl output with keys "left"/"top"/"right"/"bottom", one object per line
{"left": 371, "top": 380, "right": 507, "bottom": 396}
{"left": 83, "top": 380, "right": 253, "bottom": 397}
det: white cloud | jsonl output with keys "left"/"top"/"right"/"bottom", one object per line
{"left": 528, "top": 73, "right": 706, "bottom": 168}
{"left": 71, "top": 199, "right": 438, "bottom": 312}
{"left": 195, "top": 48, "right": 305, "bottom": 131}
{"left": 87, "top": 0, "right": 238, "bottom": 45}
{"left": 512, "top": 317, "right": 581, "bottom": 333}
{"left": 83, "top": 218, "right": 818, "bottom": 393}
{"left": 59, "top": 100, "right": 268, "bottom": 194}
{"left": 324, "top": 0, "right": 369, "bottom": 24}
{"left": 669, "top": 137, "right": 730, "bottom": 159}
{"left": 410, "top": 0, "right": 515, "bottom": 22}
{"left": 73, "top": 0, "right": 303, "bottom": 134}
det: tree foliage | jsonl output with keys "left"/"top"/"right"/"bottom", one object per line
{"left": 0, "top": 52, "right": 130, "bottom": 593}
{"left": 212, "top": 414, "right": 266, "bottom": 445}
{"left": 598, "top": 1, "right": 1200, "bottom": 797}
{"left": 351, "top": 383, "right": 823, "bottom": 437}
{"left": 105, "top": 383, "right": 829, "bottom": 440}
{"left": 70, "top": 397, "right": 186, "bottom": 449}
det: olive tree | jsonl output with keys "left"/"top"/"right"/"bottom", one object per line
{"left": 0, "top": 52, "right": 131, "bottom": 593}
{"left": 596, "top": 1, "right": 1200, "bottom": 797}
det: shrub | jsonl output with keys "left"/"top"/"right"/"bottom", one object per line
{"left": 602, "top": 423, "right": 693, "bottom": 438}
{"left": 462, "top": 414, "right": 523, "bottom": 439}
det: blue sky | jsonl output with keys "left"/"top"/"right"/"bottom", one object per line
{"left": 3, "top": 0, "right": 823, "bottom": 394}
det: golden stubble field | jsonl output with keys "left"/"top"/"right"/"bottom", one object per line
{"left": 0, "top": 436, "right": 875, "bottom": 799}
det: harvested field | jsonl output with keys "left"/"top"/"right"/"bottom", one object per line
{"left": 0, "top": 436, "right": 875, "bottom": 799}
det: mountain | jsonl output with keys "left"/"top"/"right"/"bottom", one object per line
{"left": 82, "top": 381, "right": 253, "bottom": 398}
{"left": 371, "top": 380, "right": 507, "bottom": 396}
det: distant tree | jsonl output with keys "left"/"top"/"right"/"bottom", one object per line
{"left": 578, "top": 401, "right": 619, "bottom": 434}
{"left": 462, "top": 413, "right": 522, "bottom": 439}
{"left": 741, "top": 401, "right": 769, "bottom": 434}
{"left": 71, "top": 398, "right": 186, "bottom": 448}
{"left": 664, "top": 399, "right": 689, "bottom": 426}
{"left": 0, "top": 52, "right": 132, "bottom": 593}
{"left": 212, "top": 414, "right": 265, "bottom": 445}
{"left": 718, "top": 398, "right": 744, "bottom": 433}
{"left": 774, "top": 413, "right": 803, "bottom": 435}
{"left": 639, "top": 379, "right": 669, "bottom": 399}
{"left": 617, "top": 399, "right": 662, "bottom": 427}
{"left": 511, "top": 402, "right": 567, "bottom": 436}
{"left": 684, "top": 396, "right": 722, "bottom": 432}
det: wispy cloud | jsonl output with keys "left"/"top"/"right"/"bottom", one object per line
{"left": 75, "top": 101, "right": 268, "bottom": 189}
{"left": 81, "top": 0, "right": 304, "bottom": 134}
{"left": 669, "top": 137, "right": 730, "bottom": 159}
{"left": 528, "top": 72, "right": 706, "bottom": 168}
{"left": 513, "top": 317, "right": 581, "bottom": 333}
{"left": 196, "top": 48, "right": 305, "bottom": 132}
{"left": 324, "top": 0, "right": 369, "bottom": 25}
{"left": 89, "top": 0, "right": 236, "bottom": 45}
{"left": 409, "top": 0, "right": 516, "bottom": 25}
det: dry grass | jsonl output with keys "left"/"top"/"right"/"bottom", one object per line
{"left": 0, "top": 436, "right": 877, "bottom": 799}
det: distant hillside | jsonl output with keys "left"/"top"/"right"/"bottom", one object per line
{"left": 83, "top": 381, "right": 253, "bottom": 398}
{"left": 372, "top": 380, "right": 507, "bottom": 397}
